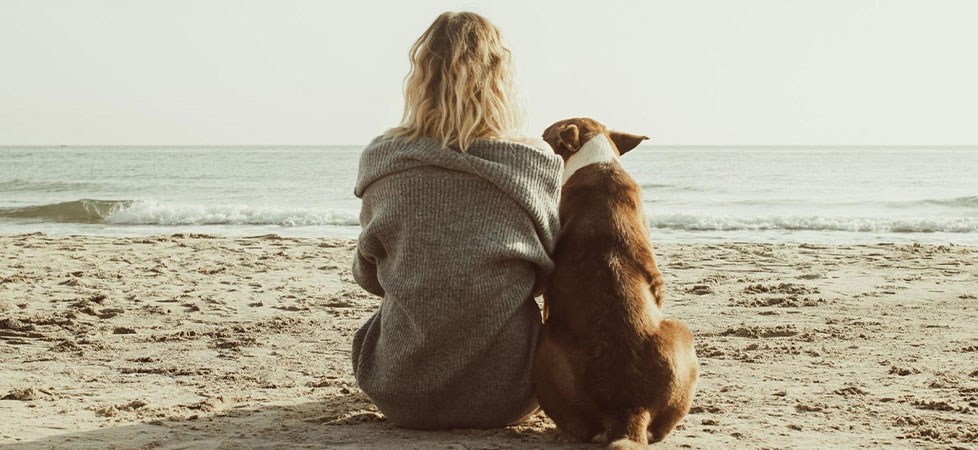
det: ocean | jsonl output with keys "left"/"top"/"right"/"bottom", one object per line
{"left": 1, "top": 146, "right": 977, "bottom": 245}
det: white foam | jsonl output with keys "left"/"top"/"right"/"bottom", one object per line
{"left": 104, "top": 200, "right": 359, "bottom": 227}
{"left": 647, "top": 214, "right": 978, "bottom": 233}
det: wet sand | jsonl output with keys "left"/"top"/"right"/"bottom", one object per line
{"left": 1, "top": 233, "right": 976, "bottom": 449}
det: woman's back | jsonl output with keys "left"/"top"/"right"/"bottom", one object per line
{"left": 351, "top": 135, "right": 561, "bottom": 429}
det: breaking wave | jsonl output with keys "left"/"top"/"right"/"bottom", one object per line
{"left": 0, "top": 199, "right": 131, "bottom": 223}
{"left": 2, "top": 199, "right": 976, "bottom": 234}
{"left": 0, "top": 199, "right": 359, "bottom": 227}
{"left": 922, "top": 195, "right": 978, "bottom": 208}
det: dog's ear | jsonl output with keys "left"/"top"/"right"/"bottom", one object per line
{"left": 557, "top": 123, "right": 581, "bottom": 152}
{"left": 609, "top": 130, "right": 649, "bottom": 156}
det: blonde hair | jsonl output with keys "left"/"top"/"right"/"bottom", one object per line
{"left": 386, "top": 12, "right": 524, "bottom": 152}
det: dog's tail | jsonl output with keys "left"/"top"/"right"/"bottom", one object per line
{"left": 605, "top": 409, "right": 651, "bottom": 450}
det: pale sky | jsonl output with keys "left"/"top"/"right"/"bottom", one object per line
{"left": 1, "top": 0, "right": 976, "bottom": 146}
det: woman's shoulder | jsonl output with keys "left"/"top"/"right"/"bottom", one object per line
{"left": 472, "top": 136, "right": 560, "bottom": 167}
{"left": 487, "top": 137, "right": 562, "bottom": 171}
{"left": 496, "top": 136, "right": 553, "bottom": 153}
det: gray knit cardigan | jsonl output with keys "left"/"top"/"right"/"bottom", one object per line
{"left": 350, "top": 135, "right": 562, "bottom": 429}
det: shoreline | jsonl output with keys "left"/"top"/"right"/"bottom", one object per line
{"left": 1, "top": 234, "right": 976, "bottom": 448}
{"left": 2, "top": 228, "right": 977, "bottom": 247}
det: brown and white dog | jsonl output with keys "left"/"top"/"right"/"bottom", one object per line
{"left": 534, "top": 118, "right": 698, "bottom": 449}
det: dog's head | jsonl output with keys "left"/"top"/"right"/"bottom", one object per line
{"left": 542, "top": 117, "right": 648, "bottom": 161}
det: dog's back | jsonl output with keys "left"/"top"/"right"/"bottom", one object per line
{"left": 535, "top": 118, "right": 698, "bottom": 447}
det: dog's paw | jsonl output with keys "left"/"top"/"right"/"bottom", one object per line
{"left": 607, "top": 438, "right": 649, "bottom": 450}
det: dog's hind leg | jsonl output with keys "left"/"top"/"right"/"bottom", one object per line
{"left": 533, "top": 336, "right": 601, "bottom": 442}
{"left": 648, "top": 404, "right": 686, "bottom": 443}
{"left": 604, "top": 409, "right": 651, "bottom": 450}
{"left": 648, "top": 318, "right": 699, "bottom": 442}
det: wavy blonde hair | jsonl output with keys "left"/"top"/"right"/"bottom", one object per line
{"left": 386, "top": 12, "right": 524, "bottom": 152}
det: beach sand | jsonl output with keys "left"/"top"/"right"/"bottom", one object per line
{"left": 1, "top": 233, "right": 976, "bottom": 449}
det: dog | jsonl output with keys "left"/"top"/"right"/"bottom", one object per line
{"left": 534, "top": 118, "right": 698, "bottom": 449}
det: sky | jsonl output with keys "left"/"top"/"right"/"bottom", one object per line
{"left": 1, "top": 0, "right": 976, "bottom": 146}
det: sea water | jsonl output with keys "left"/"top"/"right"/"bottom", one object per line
{"left": 1, "top": 146, "right": 976, "bottom": 245}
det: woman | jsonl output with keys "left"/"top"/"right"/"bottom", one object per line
{"left": 350, "top": 12, "right": 562, "bottom": 429}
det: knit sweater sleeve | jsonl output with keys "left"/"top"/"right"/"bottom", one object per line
{"left": 353, "top": 246, "right": 384, "bottom": 297}
{"left": 352, "top": 191, "right": 385, "bottom": 298}
{"left": 530, "top": 163, "right": 562, "bottom": 298}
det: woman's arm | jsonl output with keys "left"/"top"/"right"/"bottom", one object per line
{"left": 352, "top": 248, "right": 385, "bottom": 297}
{"left": 523, "top": 141, "right": 563, "bottom": 298}
{"left": 352, "top": 189, "right": 386, "bottom": 297}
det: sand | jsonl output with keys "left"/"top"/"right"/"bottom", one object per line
{"left": 1, "top": 233, "right": 976, "bottom": 449}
